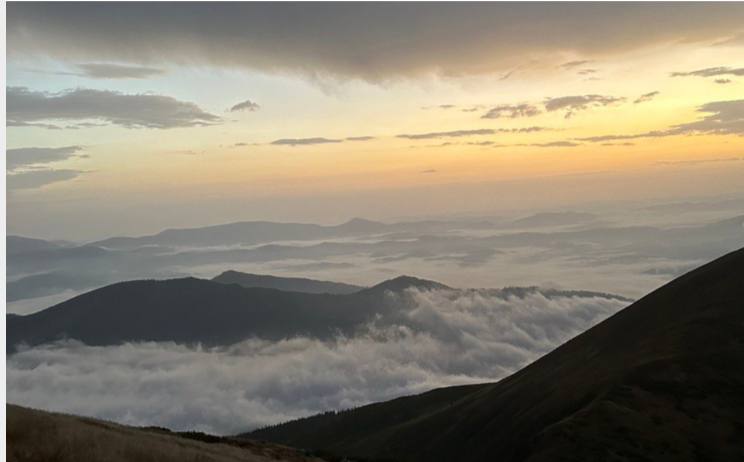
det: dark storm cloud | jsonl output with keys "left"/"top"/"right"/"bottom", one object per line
{"left": 6, "top": 87, "right": 221, "bottom": 129}
{"left": 577, "top": 99, "right": 744, "bottom": 142}
{"left": 481, "top": 104, "right": 542, "bottom": 119}
{"left": 270, "top": 137, "right": 343, "bottom": 146}
{"left": 634, "top": 91, "right": 660, "bottom": 104}
{"left": 7, "top": 3, "right": 743, "bottom": 82}
{"left": 670, "top": 67, "right": 744, "bottom": 78}
{"left": 7, "top": 146, "right": 85, "bottom": 171}
{"left": 228, "top": 99, "right": 261, "bottom": 112}
{"left": 544, "top": 95, "right": 625, "bottom": 119}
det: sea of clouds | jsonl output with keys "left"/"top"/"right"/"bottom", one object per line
{"left": 7, "top": 288, "right": 627, "bottom": 434}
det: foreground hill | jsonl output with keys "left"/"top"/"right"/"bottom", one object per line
{"left": 6, "top": 404, "right": 324, "bottom": 462}
{"left": 248, "top": 247, "right": 744, "bottom": 462}
{"left": 213, "top": 270, "right": 364, "bottom": 294}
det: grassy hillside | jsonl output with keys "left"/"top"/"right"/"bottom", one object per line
{"left": 6, "top": 404, "right": 325, "bottom": 462}
{"left": 248, "top": 247, "right": 744, "bottom": 462}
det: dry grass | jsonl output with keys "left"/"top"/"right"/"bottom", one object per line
{"left": 6, "top": 404, "right": 325, "bottom": 462}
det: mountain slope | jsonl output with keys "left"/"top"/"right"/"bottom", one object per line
{"left": 248, "top": 247, "right": 744, "bottom": 462}
{"left": 213, "top": 270, "right": 364, "bottom": 294}
{"left": 6, "top": 404, "right": 324, "bottom": 462}
{"left": 6, "top": 275, "right": 446, "bottom": 352}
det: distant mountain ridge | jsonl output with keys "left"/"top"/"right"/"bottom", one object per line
{"left": 212, "top": 270, "right": 364, "bottom": 294}
{"left": 247, "top": 247, "right": 744, "bottom": 462}
{"left": 7, "top": 235, "right": 63, "bottom": 254}
{"left": 88, "top": 218, "right": 394, "bottom": 250}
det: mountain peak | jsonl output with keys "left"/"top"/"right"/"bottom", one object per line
{"left": 366, "top": 275, "right": 451, "bottom": 293}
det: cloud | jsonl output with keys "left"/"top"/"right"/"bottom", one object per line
{"left": 27, "top": 63, "right": 167, "bottom": 79}
{"left": 481, "top": 104, "right": 541, "bottom": 119}
{"left": 712, "top": 32, "right": 744, "bottom": 47}
{"left": 422, "top": 169, "right": 437, "bottom": 174}
{"left": 6, "top": 120, "right": 63, "bottom": 130}
{"left": 398, "top": 129, "right": 494, "bottom": 140}
{"left": 557, "top": 60, "right": 594, "bottom": 69}
{"left": 7, "top": 169, "right": 86, "bottom": 191}
{"left": 670, "top": 66, "right": 744, "bottom": 78}
{"left": 76, "top": 63, "right": 166, "bottom": 79}
{"left": 668, "top": 99, "right": 744, "bottom": 136}
{"left": 7, "top": 3, "right": 743, "bottom": 82}
{"left": 6, "top": 288, "right": 627, "bottom": 434}
{"left": 422, "top": 104, "right": 457, "bottom": 110}
{"left": 345, "top": 136, "right": 375, "bottom": 141}
{"left": 398, "top": 127, "right": 548, "bottom": 140}
{"left": 577, "top": 99, "right": 744, "bottom": 141}
{"left": 655, "top": 156, "right": 744, "bottom": 167}
{"left": 520, "top": 141, "right": 582, "bottom": 148}
{"left": 228, "top": 99, "right": 261, "bottom": 112}
{"left": 544, "top": 94, "right": 625, "bottom": 118}
{"left": 715, "top": 79, "right": 732, "bottom": 84}
{"left": 7, "top": 146, "right": 85, "bottom": 171}
{"left": 634, "top": 91, "right": 659, "bottom": 104}
{"left": 270, "top": 137, "right": 343, "bottom": 146}
{"left": 6, "top": 86, "right": 221, "bottom": 129}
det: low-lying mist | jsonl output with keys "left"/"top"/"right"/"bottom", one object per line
{"left": 7, "top": 288, "right": 627, "bottom": 434}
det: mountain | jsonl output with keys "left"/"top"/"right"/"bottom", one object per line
{"left": 212, "top": 270, "right": 364, "bottom": 294}
{"left": 7, "top": 271, "right": 101, "bottom": 302}
{"left": 6, "top": 275, "right": 447, "bottom": 352}
{"left": 6, "top": 404, "right": 325, "bottom": 462}
{"left": 510, "top": 211, "right": 597, "bottom": 228}
{"left": 357, "top": 275, "right": 451, "bottom": 295}
{"left": 247, "top": 247, "right": 744, "bottom": 462}
{"left": 88, "top": 218, "right": 393, "bottom": 250}
{"left": 6, "top": 235, "right": 62, "bottom": 255}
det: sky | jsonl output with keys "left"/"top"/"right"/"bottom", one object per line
{"left": 6, "top": 3, "right": 744, "bottom": 240}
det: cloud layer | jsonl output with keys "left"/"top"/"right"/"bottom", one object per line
{"left": 578, "top": 99, "right": 744, "bottom": 142}
{"left": 7, "top": 146, "right": 85, "bottom": 171}
{"left": 7, "top": 87, "right": 220, "bottom": 129}
{"left": 7, "top": 3, "right": 743, "bottom": 81}
{"left": 6, "top": 288, "right": 627, "bottom": 434}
